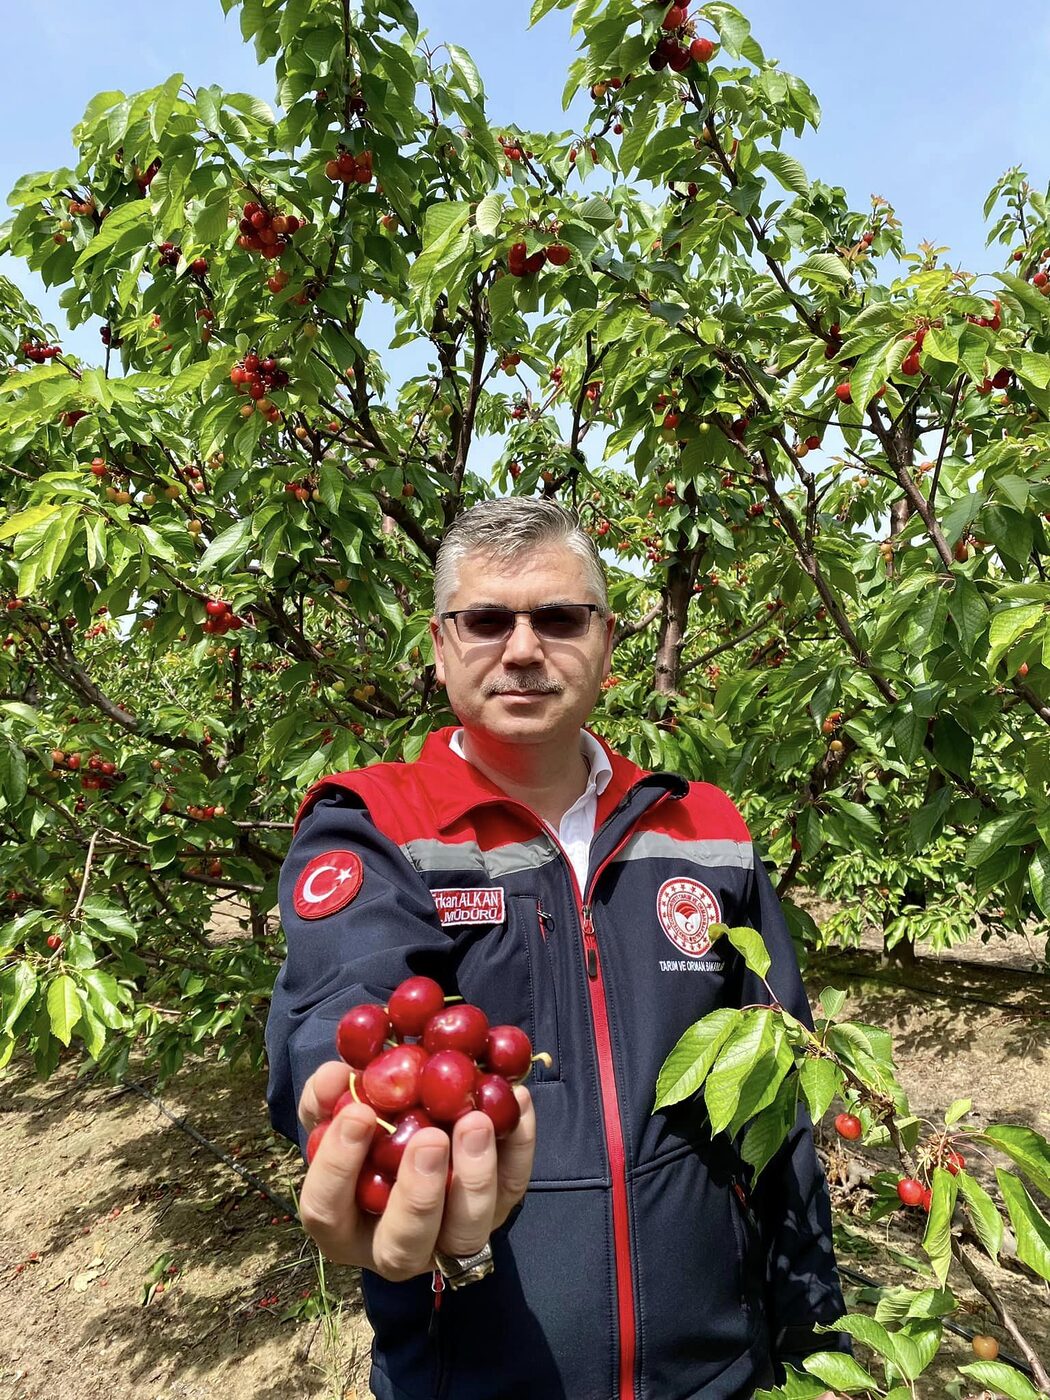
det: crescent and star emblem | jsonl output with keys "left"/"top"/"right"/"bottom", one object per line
{"left": 293, "top": 850, "right": 364, "bottom": 919}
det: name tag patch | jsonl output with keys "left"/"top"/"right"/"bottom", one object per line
{"left": 433, "top": 887, "right": 506, "bottom": 926}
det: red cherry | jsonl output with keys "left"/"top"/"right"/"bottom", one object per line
{"left": 336, "top": 1003, "right": 391, "bottom": 1069}
{"left": 306, "top": 1119, "right": 330, "bottom": 1164}
{"left": 835, "top": 382, "right": 853, "bottom": 404}
{"left": 362, "top": 1044, "right": 428, "bottom": 1114}
{"left": 205, "top": 599, "right": 229, "bottom": 617}
{"left": 921, "top": 1187, "right": 933, "bottom": 1212}
{"left": 546, "top": 243, "right": 571, "bottom": 266}
{"left": 805, "top": 435, "right": 822, "bottom": 451}
{"left": 356, "top": 1168, "right": 393, "bottom": 1216}
{"left": 662, "top": 5, "right": 687, "bottom": 29}
{"left": 387, "top": 976, "right": 446, "bottom": 1039}
{"left": 475, "top": 1074, "right": 521, "bottom": 1138}
{"left": 423, "top": 1004, "right": 490, "bottom": 1059}
{"left": 484, "top": 1025, "right": 533, "bottom": 1080}
{"left": 901, "top": 351, "right": 922, "bottom": 376}
{"left": 370, "top": 1108, "right": 435, "bottom": 1176}
{"left": 524, "top": 249, "right": 548, "bottom": 275}
{"left": 945, "top": 1150, "right": 966, "bottom": 1175}
{"left": 420, "top": 1049, "right": 477, "bottom": 1122}
{"left": 834, "top": 1113, "right": 862, "bottom": 1141}
{"left": 897, "top": 1177, "right": 924, "bottom": 1207}
{"left": 663, "top": 411, "right": 680, "bottom": 429}
{"left": 690, "top": 37, "right": 716, "bottom": 62}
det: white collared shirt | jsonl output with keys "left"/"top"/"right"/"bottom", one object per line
{"left": 448, "top": 728, "right": 613, "bottom": 893}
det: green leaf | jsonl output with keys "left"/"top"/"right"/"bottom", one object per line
{"left": 799, "top": 1056, "right": 841, "bottom": 1123}
{"left": 474, "top": 194, "right": 503, "bottom": 237}
{"left": 922, "top": 1166, "right": 959, "bottom": 1285}
{"left": 760, "top": 151, "right": 809, "bottom": 196}
{"left": 73, "top": 201, "right": 151, "bottom": 269}
{"left": 150, "top": 73, "right": 185, "bottom": 143}
{"left": 724, "top": 923, "right": 771, "bottom": 978}
{"left": 0, "top": 502, "right": 61, "bottom": 542}
{"left": 831, "top": 1315, "right": 924, "bottom": 1382}
{"left": 704, "top": 1008, "right": 773, "bottom": 1134}
{"left": 997, "top": 1169, "right": 1050, "bottom": 1281}
{"left": 956, "top": 1170, "right": 1003, "bottom": 1262}
{"left": 792, "top": 252, "right": 852, "bottom": 289}
{"left": 987, "top": 603, "right": 1043, "bottom": 672}
{"left": 1030, "top": 847, "right": 1050, "bottom": 919}
{"left": 654, "top": 1006, "right": 738, "bottom": 1109}
{"left": 46, "top": 974, "right": 81, "bottom": 1047}
{"left": 958, "top": 1359, "right": 1042, "bottom": 1400}
{"left": 1, "top": 964, "right": 38, "bottom": 1034}
{"left": 198, "top": 518, "right": 252, "bottom": 571}
{"left": 446, "top": 44, "right": 484, "bottom": 99}
{"left": 0, "top": 736, "right": 28, "bottom": 805}
{"left": 802, "top": 1350, "right": 880, "bottom": 1392}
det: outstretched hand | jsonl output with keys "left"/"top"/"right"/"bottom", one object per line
{"left": 296, "top": 1059, "right": 536, "bottom": 1280}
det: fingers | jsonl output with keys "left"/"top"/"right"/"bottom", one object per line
{"left": 298, "top": 1060, "right": 353, "bottom": 1134}
{"left": 493, "top": 1086, "right": 536, "bottom": 1229}
{"left": 298, "top": 1103, "right": 377, "bottom": 1266}
{"left": 371, "top": 1127, "right": 451, "bottom": 1281}
{"left": 437, "top": 1112, "right": 498, "bottom": 1257}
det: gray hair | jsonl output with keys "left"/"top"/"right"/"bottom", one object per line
{"left": 432, "top": 498, "right": 608, "bottom": 619}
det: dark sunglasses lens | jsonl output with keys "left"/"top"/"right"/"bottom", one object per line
{"left": 533, "top": 606, "right": 591, "bottom": 638}
{"left": 458, "top": 610, "right": 514, "bottom": 641}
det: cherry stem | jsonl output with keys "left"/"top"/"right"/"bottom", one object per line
{"left": 347, "top": 1073, "right": 393, "bottom": 1132}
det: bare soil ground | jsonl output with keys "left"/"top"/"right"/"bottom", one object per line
{"left": 1, "top": 915, "right": 1047, "bottom": 1400}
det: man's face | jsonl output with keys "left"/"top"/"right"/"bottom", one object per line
{"left": 429, "top": 544, "right": 616, "bottom": 749}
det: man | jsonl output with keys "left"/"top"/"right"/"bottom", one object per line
{"left": 265, "top": 498, "right": 850, "bottom": 1399}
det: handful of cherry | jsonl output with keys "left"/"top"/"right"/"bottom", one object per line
{"left": 307, "top": 975, "right": 545, "bottom": 1216}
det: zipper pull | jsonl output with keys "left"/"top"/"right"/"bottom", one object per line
{"left": 582, "top": 905, "right": 598, "bottom": 979}
{"left": 537, "top": 901, "right": 553, "bottom": 939}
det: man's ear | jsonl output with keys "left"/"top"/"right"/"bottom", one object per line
{"left": 429, "top": 616, "right": 446, "bottom": 686}
{"left": 601, "top": 612, "right": 616, "bottom": 677}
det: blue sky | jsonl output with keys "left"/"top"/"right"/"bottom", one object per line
{"left": 2, "top": 0, "right": 1049, "bottom": 358}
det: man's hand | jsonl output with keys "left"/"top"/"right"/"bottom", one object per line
{"left": 297, "top": 1059, "right": 536, "bottom": 1280}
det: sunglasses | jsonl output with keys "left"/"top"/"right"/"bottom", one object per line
{"left": 440, "top": 604, "right": 604, "bottom": 644}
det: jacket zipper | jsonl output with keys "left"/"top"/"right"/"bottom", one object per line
{"left": 577, "top": 791, "right": 672, "bottom": 1400}
{"left": 461, "top": 786, "right": 672, "bottom": 1400}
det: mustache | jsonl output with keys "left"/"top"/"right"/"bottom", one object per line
{"left": 486, "top": 677, "right": 563, "bottom": 696}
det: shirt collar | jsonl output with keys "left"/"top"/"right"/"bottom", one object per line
{"left": 449, "top": 726, "right": 613, "bottom": 800}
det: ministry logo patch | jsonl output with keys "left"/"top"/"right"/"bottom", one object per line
{"left": 657, "top": 877, "right": 722, "bottom": 957}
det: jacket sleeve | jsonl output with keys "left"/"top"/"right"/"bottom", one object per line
{"left": 736, "top": 850, "right": 852, "bottom": 1377}
{"left": 264, "top": 790, "right": 454, "bottom": 1158}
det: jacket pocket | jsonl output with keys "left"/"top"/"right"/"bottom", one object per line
{"left": 515, "top": 893, "right": 562, "bottom": 1083}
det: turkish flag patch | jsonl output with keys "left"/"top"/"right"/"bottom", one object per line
{"left": 293, "top": 850, "right": 364, "bottom": 920}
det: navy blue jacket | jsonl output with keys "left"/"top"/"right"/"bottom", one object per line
{"left": 265, "top": 726, "right": 850, "bottom": 1399}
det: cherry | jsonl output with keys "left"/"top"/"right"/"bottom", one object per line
{"left": 834, "top": 1112, "right": 862, "bottom": 1141}
{"left": 475, "top": 1074, "right": 521, "bottom": 1138}
{"left": 921, "top": 1186, "right": 933, "bottom": 1212}
{"left": 420, "top": 1049, "right": 477, "bottom": 1122}
{"left": 205, "top": 599, "right": 229, "bottom": 618}
{"left": 306, "top": 1119, "right": 330, "bottom": 1164}
{"left": 896, "top": 1177, "right": 924, "bottom": 1206}
{"left": 336, "top": 1003, "right": 391, "bottom": 1068}
{"left": 805, "top": 435, "right": 821, "bottom": 450}
{"left": 690, "top": 37, "right": 716, "bottom": 62}
{"left": 424, "top": 1004, "right": 490, "bottom": 1059}
{"left": 835, "top": 382, "right": 853, "bottom": 404}
{"left": 387, "top": 975, "right": 446, "bottom": 1038}
{"left": 662, "top": 5, "right": 686, "bottom": 29}
{"left": 945, "top": 1149, "right": 966, "bottom": 1175}
{"left": 901, "top": 351, "right": 922, "bottom": 376}
{"left": 546, "top": 243, "right": 571, "bottom": 266}
{"left": 362, "top": 1043, "right": 429, "bottom": 1114}
{"left": 484, "top": 1024, "right": 532, "bottom": 1080}
{"left": 662, "top": 411, "right": 680, "bottom": 430}
{"left": 356, "top": 1168, "right": 394, "bottom": 1216}
{"left": 370, "top": 1107, "right": 435, "bottom": 1176}
{"left": 972, "top": 1336, "right": 999, "bottom": 1361}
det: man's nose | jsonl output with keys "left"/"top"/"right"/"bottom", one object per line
{"left": 500, "top": 614, "right": 546, "bottom": 663}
